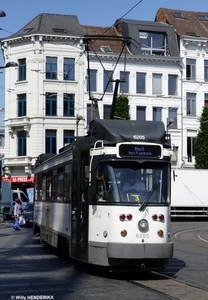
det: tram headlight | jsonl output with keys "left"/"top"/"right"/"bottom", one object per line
{"left": 138, "top": 219, "right": 148, "bottom": 232}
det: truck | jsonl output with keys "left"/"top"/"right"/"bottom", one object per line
{"left": 0, "top": 181, "right": 29, "bottom": 220}
{"left": 171, "top": 169, "right": 208, "bottom": 217}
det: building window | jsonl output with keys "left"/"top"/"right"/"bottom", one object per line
{"left": 104, "top": 105, "right": 111, "bottom": 119}
{"left": 18, "top": 94, "right": 26, "bottom": 117}
{"left": 186, "top": 93, "right": 196, "bottom": 116}
{"left": 187, "top": 136, "right": 195, "bottom": 162}
{"left": 137, "top": 106, "right": 146, "bottom": 120}
{"left": 120, "top": 71, "right": 129, "bottom": 93}
{"left": 139, "top": 31, "right": 169, "bottom": 56}
{"left": 63, "top": 58, "right": 75, "bottom": 80}
{"left": 204, "top": 60, "right": 208, "bottom": 81}
{"left": 46, "top": 130, "right": 56, "bottom": 154}
{"left": 173, "top": 12, "right": 185, "bottom": 18}
{"left": 63, "top": 93, "right": 74, "bottom": 117}
{"left": 87, "top": 69, "right": 97, "bottom": 92}
{"left": 63, "top": 130, "right": 74, "bottom": 146}
{"left": 46, "top": 93, "right": 57, "bottom": 116}
{"left": 204, "top": 93, "right": 208, "bottom": 107}
{"left": 168, "top": 75, "right": 177, "bottom": 95}
{"left": 152, "top": 73, "right": 162, "bottom": 95}
{"left": 153, "top": 107, "right": 162, "bottom": 121}
{"left": 136, "top": 72, "right": 146, "bottom": 93}
{"left": 186, "top": 59, "right": 196, "bottom": 80}
{"left": 46, "top": 57, "right": 57, "bottom": 79}
{"left": 18, "top": 131, "right": 26, "bottom": 156}
{"left": 18, "top": 58, "right": 26, "bottom": 81}
{"left": 104, "top": 70, "right": 113, "bottom": 92}
{"left": 168, "top": 108, "right": 177, "bottom": 129}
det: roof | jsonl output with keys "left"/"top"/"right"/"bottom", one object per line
{"left": 82, "top": 25, "right": 124, "bottom": 54}
{"left": 4, "top": 13, "right": 84, "bottom": 39}
{"left": 155, "top": 7, "right": 208, "bottom": 38}
{"left": 87, "top": 119, "right": 166, "bottom": 145}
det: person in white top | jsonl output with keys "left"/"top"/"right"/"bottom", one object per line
{"left": 122, "top": 170, "right": 146, "bottom": 192}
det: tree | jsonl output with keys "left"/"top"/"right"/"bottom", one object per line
{"left": 194, "top": 106, "right": 208, "bottom": 168}
{"left": 114, "top": 94, "right": 130, "bottom": 120}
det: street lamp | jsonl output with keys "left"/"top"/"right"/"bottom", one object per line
{"left": 0, "top": 61, "right": 18, "bottom": 69}
{"left": 0, "top": 10, "right": 6, "bottom": 17}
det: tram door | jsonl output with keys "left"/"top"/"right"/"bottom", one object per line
{"left": 71, "top": 149, "right": 89, "bottom": 260}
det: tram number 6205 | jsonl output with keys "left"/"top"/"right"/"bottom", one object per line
{"left": 136, "top": 233, "right": 149, "bottom": 238}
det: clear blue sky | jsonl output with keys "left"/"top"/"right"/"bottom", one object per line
{"left": 0, "top": 0, "right": 208, "bottom": 125}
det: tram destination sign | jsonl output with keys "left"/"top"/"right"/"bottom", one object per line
{"left": 119, "top": 144, "right": 162, "bottom": 158}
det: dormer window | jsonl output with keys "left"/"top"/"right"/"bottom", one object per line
{"left": 197, "top": 15, "right": 208, "bottom": 21}
{"left": 173, "top": 12, "right": 185, "bottom": 19}
{"left": 20, "top": 28, "right": 33, "bottom": 34}
{"left": 52, "top": 28, "right": 66, "bottom": 33}
{"left": 100, "top": 46, "right": 113, "bottom": 53}
{"left": 139, "top": 31, "right": 169, "bottom": 56}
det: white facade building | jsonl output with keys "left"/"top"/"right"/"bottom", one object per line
{"left": 1, "top": 14, "right": 183, "bottom": 188}
{"left": 1, "top": 14, "right": 86, "bottom": 188}
{"left": 156, "top": 8, "right": 208, "bottom": 168}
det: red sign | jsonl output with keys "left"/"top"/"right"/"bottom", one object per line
{"left": 2, "top": 176, "right": 34, "bottom": 183}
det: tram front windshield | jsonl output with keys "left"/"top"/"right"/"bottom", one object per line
{"left": 95, "top": 161, "right": 170, "bottom": 204}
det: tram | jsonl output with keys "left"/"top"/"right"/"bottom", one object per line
{"left": 33, "top": 118, "right": 173, "bottom": 269}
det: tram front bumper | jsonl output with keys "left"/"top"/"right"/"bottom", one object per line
{"left": 107, "top": 242, "right": 174, "bottom": 259}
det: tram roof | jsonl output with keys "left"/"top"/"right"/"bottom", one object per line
{"left": 87, "top": 119, "right": 167, "bottom": 145}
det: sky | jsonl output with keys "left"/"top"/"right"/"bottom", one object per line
{"left": 0, "top": 0, "right": 208, "bottom": 125}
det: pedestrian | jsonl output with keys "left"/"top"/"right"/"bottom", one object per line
{"left": 13, "top": 198, "right": 22, "bottom": 221}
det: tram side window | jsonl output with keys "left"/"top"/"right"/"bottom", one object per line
{"left": 34, "top": 174, "right": 39, "bottom": 201}
{"left": 46, "top": 171, "right": 52, "bottom": 201}
{"left": 64, "top": 163, "right": 72, "bottom": 202}
{"left": 51, "top": 169, "right": 57, "bottom": 201}
{"left": 42, "top": 175, "right": 47, "bottom": 201}
{"left": 57, "top": 167, "right": 64, "bottom": 201}
{"left": 96, "top": 163, "right": 114, "bottom": 202}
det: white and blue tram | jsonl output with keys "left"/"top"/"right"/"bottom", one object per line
{"left": 33, "top": 119, "right": 173, "bottom": 269}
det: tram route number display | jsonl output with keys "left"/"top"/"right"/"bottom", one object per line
{"left": 119, "top": 144, "right": 162, "bottom": 158}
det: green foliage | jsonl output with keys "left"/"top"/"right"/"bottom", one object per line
{"left": 194, "top": 106, "right": 208, "bottom": 168}
{"left": 114, "top": 94, "right": 130, "bottom": 120}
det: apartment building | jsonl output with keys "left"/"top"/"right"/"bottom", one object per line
{"left": 83, "top": 19, "right": 182, "bottom": 164}
{"left": 1, "top": 13, "right": 181, "bottom": 188}
{"left": 156, "top": 8, "right": 208, "bottom": 167}
{"left": 1, "top": 13, "right": 86, "bottom": 189}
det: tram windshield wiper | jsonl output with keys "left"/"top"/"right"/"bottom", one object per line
{"left": 139, "top": 182, "right": 159, "bottom": 212}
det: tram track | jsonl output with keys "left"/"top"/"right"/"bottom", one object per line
{"left": 127, "top": 226, "right": 208, "bottom": 299}
{"left": 130, "top": 269, "right": 208, "bottom": 300}
{"left": 173, "top": 226, "right": 208, "bottom": 250}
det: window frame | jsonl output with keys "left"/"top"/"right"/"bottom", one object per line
{"left": 103, "top": 70, "right": 113, "bottom": 93}
{"left": 18, "top": 58, "right": 26, "bottom": 81}
{"left": 46, "top": 93, "right": 57, "bottom": 116}
{"left": 63, "top": 93, "right": 75, "bottom": 117}
{"left": 168, "top": 75, "right": 177, "bottom": 96}
{"left": 63, "top": 58, "right": 75, "bottom": 81}
{"left": 45, "top": 129, "right": 57, "bottom": 154}
{"left": 186, "top": 58, "right": 196, "bottom": 80}
{"left": 120, "top": 71, "right": 129, "bottom": 93}
{"left": 46, "top": 57, "right": 57, "bottom": 80}
{"left": 18, "top": 131, "right": 26, "bottom": 156}
{"left": 136, "top": 72, "right": 146, "bottom": 94}
{"left": 17, "top": 94, "right": 26, "bottom": 117}
{"left": 136, "top": 106, "right": 146, "bottom": 121}
{"left": 152, "top": 73, "right": 162, "bottom": 95}
{"left": 186, "top": 92, "right": 196, "bottom": 116}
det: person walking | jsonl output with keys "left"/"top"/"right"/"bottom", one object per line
{"left": 13, "top": 198, "right": 22, "bottom": 221}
